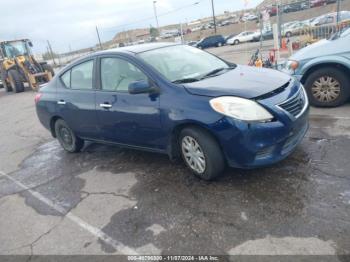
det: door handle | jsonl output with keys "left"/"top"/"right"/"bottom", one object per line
{"left": 57, "top": 100, "right": 66, "bottom": 105}
{"left": 99, "top": 103, "right": 112, "bottom": 109}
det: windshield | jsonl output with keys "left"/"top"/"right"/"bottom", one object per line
{"left": 3, "top": 41, "right": 29, "bottom": 58}
{"left": 340, "top": 27, "right": 350, "bottom": 38}
{"left": 138, "top": 45, "right": 233, "bottom": 82}
{"left": 329, "top": 27, "right": 350, "bottom": 40}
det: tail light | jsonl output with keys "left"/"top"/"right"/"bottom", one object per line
{"left": 34, "top": 93, "right": 42, "bottom": 104}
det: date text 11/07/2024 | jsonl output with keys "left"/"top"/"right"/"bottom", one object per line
{"left": 127, "top": 255, "right": 220, "bottom": 261}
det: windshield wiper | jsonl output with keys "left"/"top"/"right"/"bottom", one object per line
{"left": 200, "top": 66, "right": 236, "bottom": 79}
{"left": 172, "top": 77, "right": 200, "bottom": 84}
{"left": 172, "top": 65, "right": 236, "bottom": 84}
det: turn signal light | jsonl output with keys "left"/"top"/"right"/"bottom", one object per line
{"left": 290, "top": 61, "right": 299, "bottom": 70}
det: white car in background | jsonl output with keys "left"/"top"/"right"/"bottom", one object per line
{"left": 192, "top": 26, "right": 202, "bottom": 32}
{"left": 241, "top": 14, "right": 258, "bottom": 22}
{"left": 226, "top": 31, "right": 256, "bottom": 45}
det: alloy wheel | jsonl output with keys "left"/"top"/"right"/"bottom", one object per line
{"left": 58, "top": 126, "right": 73, "bottom": 147}
{"left": 311, "top": 76, "right": 341, "bottom": 103}
{"left": 181, "top": 136, "right": 206, "bottom": 174}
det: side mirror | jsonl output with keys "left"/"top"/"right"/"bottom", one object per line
{"left": 28, "top": 41, "right": 33, "bottom": 47}
{"left": 128, "top": 80, "right": 156, "bottom": 94}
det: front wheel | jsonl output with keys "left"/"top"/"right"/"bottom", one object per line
{"left": 179, "top": 127, "right": 225, "bottom": 180}
{"left": 234, "top": 39, "right": 240, "bottom": 45}
{"left": 304, "top": 67, "right": 350, "bottom": 107}
{"left": 217, "top": 42, "right": 222, "bottom": 47}
{"left": 55, "top": 119, "right": 84, "bottom": 153}
{"left": 8, "top": 70, "right": 24, "bottom": 93}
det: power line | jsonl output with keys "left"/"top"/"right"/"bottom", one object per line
{"left": 100, "top": 1, "right": 202, "bottom": 33}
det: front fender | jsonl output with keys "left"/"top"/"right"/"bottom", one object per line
{"left": 300, "top": 55, "right": 350, "bottom": 75}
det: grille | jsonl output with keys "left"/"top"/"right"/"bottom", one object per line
{"left": 278, "top": 88, "right": 306, "bottom": 118}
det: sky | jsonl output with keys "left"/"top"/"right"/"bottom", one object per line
{"left": 0, "top": 0, "right": 264, "bottom": 54}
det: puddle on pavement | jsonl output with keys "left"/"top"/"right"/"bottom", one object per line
{"left": 2, "top": 123, "right": 349, "bottom": 255}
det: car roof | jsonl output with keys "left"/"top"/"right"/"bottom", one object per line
{"left": 96, "top": 42, "right": 178, "bottom": 55}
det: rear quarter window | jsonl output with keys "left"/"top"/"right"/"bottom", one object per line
{"left": 60, "top": 70, "right": 71, "bottom": 88}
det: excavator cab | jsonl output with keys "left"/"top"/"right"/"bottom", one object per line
{"left": 0, "top": 39, "right": 54, "bottom": 93}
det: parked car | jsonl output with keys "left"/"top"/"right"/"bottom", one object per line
{"left": 219, "top": 20, "right": 233, "bottom": 27}
{"left": 196, "top": 35, "right": 226, "bottom": 49}
{"left": 242, "top": 14, "right": 258, "bottom": 22}
{"left": 35, "top": 43, "right": 309, "bottom": 180}
{"left": 191, "top": 26, "right": 202, "bottom": 32}
{"left": 282, "top": 28, "right": 350, "bottom": 107}
{"left": 225, "top": 33, "right": 237, "bottom": 42}
{"left": 226, "top": 31, "right": 256, "bottom": 45}
{"left": 252, "top": 30, "right": 273, "bottom": 41}
{"left": 310, "top": 0, "right": 327, "bottom": 8}
{"left": 187, "top": 41, "right": 198, "bottom": 46}
{"left": 283, "top": 21, "right": 309, "bottom": 37}
{"left": 266, "top": 5, "right": 277, "bottom": 16}
{"left": 312, "top": 11, "right": 350, "bottom": 26}
{"left": 283, "top": 2, "right": 308, "bottom": 13}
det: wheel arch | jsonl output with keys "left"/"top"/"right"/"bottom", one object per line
{"left": 167, "top": 121, "right": 223, "bottom": 161}
{"left": 49, "top": 116, "right": 62, "bottom": 138}
{"left": 301, "top": 61, "right": 350, "bottom": 85}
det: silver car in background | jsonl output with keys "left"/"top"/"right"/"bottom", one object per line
{"left": 283, "top": 28, "right": 350, "bottom": 107}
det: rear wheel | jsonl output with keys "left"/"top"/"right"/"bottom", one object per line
{"left": 8, "top": 70, "right": 24, "bottom": 93}
{"left": 54, "top": 119, "right": 84, "bottom": 153}
{"left": 0, "top": 69, "right": 11, "bottom": 92}
{"left": 217, "top": 42, "right": 222, "bottom": 47}
{"left": 179, "top": 127, "right": 225, "bottom": 180}
{"left": 304, "top": 67, "right": 350, "bottom": 107}
{"left": 286, "top": 31, "right": 292, "bottom": 38}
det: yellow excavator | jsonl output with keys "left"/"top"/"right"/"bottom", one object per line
{"left": 0, "top": 39, "right": 54, "bottom": 93}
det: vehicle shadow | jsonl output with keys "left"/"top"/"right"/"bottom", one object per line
{"left": 5, "top": 130, "right": 350, "bottom": 255}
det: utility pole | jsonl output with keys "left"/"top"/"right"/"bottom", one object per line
{"left": 259, "top": 8, "right": 263, "bottom": 50}
{"left": 153, "top": 1, "right": 159, "bottom": 29}
{"left": 276, "top": 0, "right": 282, "bottom": 47}
{"left": 96, "top": 26, "right": 103, "bottom": 50}
{"left": 180, "top": 22, "right": 184, "bottom": 44}
{"left": 211, "top": 0, "right": 217, "bottom": 34}
{"left": 336, "top": 0, "right": 341, "bottom": 27}
{"left": 46, "top": 40, "right": 57, "bottom": 66}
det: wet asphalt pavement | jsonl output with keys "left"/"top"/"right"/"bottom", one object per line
{"left": 0, "top": 75, "right": 350, "bottom": 259}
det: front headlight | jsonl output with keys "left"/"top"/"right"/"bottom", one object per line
{"left": 285, "top": 60, "right": 299, "bottom": 74}
{"left": 209, "top": 96, "right": 273, "bottom": 122}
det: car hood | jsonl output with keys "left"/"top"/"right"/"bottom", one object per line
{"left": 184, "top": 65, "right": 291, "bottom": 99}
{"left": 290, "top": 39, "right": 329, "bottom": 60}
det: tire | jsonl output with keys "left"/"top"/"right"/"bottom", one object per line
{"left": 42, "top": 64, "right": 55, "bottom": 77}
{"left": 179, "top": 127, "right": 225, "bottom": 180}
{"left": 234, "top": 39, "right": 240, "bottom": 45}
{"left": 304, "top": 67, "right": 350, "bottom": 107}
{"left": 217, "top": 42, "right": 222, "bottom": 47}
{"left": 8, "top": 70, "right": 24, "bottom": 93}
{"left": 54, "top": 119, "right": 84, "bottom": 153}
{"left": 0, "top": 69, "right": 11, "bottom": 91}
{"left": 286, "top": 31, "right": 292, "bottom": 38}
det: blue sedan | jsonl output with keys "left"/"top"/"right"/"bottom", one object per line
{"left": 35, "top": 43, "right": 309, "bottom": 180}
